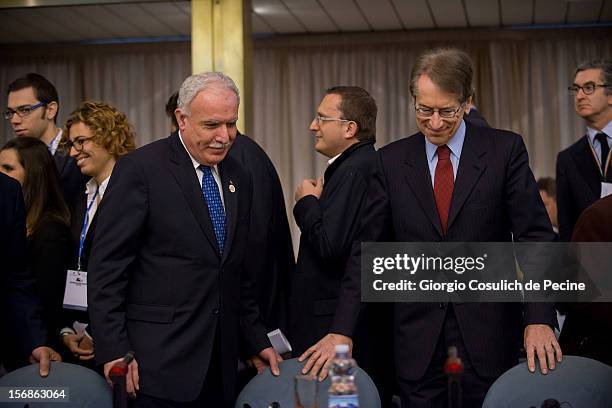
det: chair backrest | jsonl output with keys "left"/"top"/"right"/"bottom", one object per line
{"left": 483, "top": 355, "right": 612, "bottom": 408}
{"left": 235, "top": 357, "right": 381, "bottom": 408}
{"left": 0, "top": 361, "right": 112, "bottom": 407}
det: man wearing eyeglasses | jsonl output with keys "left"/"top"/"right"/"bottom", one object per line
{"left": 556, "top": 60, "right": 612, "bottom": 243}
{"left": 5, "top": 73, "right": 85, "bottom": 209}
{"left": 291, "top": 87, "right": 382, "bottom": 382}
{"left": 329, "top": 48, "right": 560, "bottom": 407}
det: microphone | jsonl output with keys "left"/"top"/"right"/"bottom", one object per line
{"left": 444, "top": 346, "right": 464, "bottom": 408}
{"left": 109, "top": 351, "right": 135, "bottom": 408}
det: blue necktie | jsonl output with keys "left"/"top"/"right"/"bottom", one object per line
{"left": 200, "top": 165, "right": 226, "bottom": 254}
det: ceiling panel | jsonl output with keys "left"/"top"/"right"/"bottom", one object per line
{"left": 0, "top": 10, "right": 37, "bottom": 43}
{"left": 428, "top": 0, "right": 468, "bottom": 28}
{"left": 282, "top": 0, "right": 336, "bottom": 32}
{"left": 566, "top": 0, "right": 603, "bottom": 23}
{"left": 318, "top": 0, "right": 370, "bottom": 32}
{"left": 392, "top": 0, "right": 435, "bottom": 29}
{"left": 465, "top": 0, "right": 500, "bottom": 27}
{"left": 534, "top": 0, "right": 568, "bottom": 24}
{"left": 501, "top": 0, "right": 533, "bottom": 25}
{"left": 252, "top": 12, "right": 274, "bottom": 34}
{"left": 252, "top": 0, "right": 305, "bottom": 33}
{"left": 108, "top": 3, "right": 169, "bottom": 37}
{"left": 5, "top": 8, "right": 79, "bottom": 42}
{"left": 75, "top": 4, "right": 145, "bottom": 38}
{"left": 137, "top": 2, "right": 187, "bottom": 36}
{"left": 355, "top": 0, "right": 403, "bottom": 30}
{"left": 37, "top": 6, "right": 111, "bottom": 40}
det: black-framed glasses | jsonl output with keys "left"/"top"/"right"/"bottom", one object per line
{"left": 3, "top": 101, "right": 46, "bottom": 120}
{"left": 65, "top": 136, "right": 95, "bottom": 151}
{"left": 568, "top": 82, "right": 610, "bottom": 96}
{"left": 314, "top": 115, "right": 354, "bottom": 126}
{"left": 415, "top": 103, "right": 465, "bottom": 119}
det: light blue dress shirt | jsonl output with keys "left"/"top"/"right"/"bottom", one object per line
{"left": 586, "top": 120, "right": 612, "bottom": 168}
{"left": 425, "top": 119, "right": 466, "bottom": 187}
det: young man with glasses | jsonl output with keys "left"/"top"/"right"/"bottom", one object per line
{"left": 328, "top": 48, "right": 560, "bottom": 408}
{"left": 556, "top": 60, "right": 612, "bottom": 242}
{"left": 291, "top": 86, "right": 382, "bottom": 383}
{"left": 5, "top": 73, "right": 85, "bottom": 209}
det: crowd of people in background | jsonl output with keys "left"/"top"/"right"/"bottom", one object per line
{"left": 1, "top": 50, "right": 610, "bottom": 408}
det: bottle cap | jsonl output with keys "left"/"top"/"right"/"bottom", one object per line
{"left": 335, "top": 344, "right": 349, "bottom": 353}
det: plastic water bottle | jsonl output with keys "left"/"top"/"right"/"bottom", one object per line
{"left": 328, "top": 344, "right": 359, "bottom": 408}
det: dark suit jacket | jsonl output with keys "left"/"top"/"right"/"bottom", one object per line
{"left": 464, "top": 108, "right": 490, "bottom": 128}
{"left": 0, "top": 173, "right": 46, "bottom": 369}
{"left": 228, "top": 133, "right": 294, "bottom": 334}
{"left": 560, "top": 195, "right": 612, "bottom": 365}
{"left": 289, "top": 140, "right": 376, "bottom": 355}
{"left": 556, "top": 135, "right": 609, "bottom": 242}
{"left": 332, "top": 123, "right": 556, "bottom": 381}
{"left": 54, "top": 150, "right": 87, "bottom": 211}
{"left": 88, "top": 133, "right": 270, "bottom": 402}
{"left": 27, "top": 216, "right": 72, "bottom": 349}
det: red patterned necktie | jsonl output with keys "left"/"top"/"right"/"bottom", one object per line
{"left": 434, "top": 145, "right": 454, "bottom": 235}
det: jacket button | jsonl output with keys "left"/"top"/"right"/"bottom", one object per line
{"left": 212, "top": 308, "right": 220, "bottom": 315}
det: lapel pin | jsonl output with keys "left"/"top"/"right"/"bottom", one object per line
{"left": 229, "top": 180, "right": 236, "bottom": 193}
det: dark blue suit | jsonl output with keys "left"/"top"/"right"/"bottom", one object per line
{"left": 88, "top": 133, "right": 270, "bottom": 404}
{"left": 331, "top": 123, "right": 556, "bottom": 405}
{"left": 1, "top": 172, "right": 46, "bottom": 369}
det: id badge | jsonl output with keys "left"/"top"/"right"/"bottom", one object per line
{"left": 63, "top": 270, "right": 88, "bottom": 311}
{"left": 601, "top": 182, "right": 612, "bottom": 198}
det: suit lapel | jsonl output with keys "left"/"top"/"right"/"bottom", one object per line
{"left": 571, "top": 136, "right": 601, "bottom": 198}
{"left": 219, "top": 161, "right": 238, "bottom": 265}
{"left": 167, "top": 134, "right": 220, "bottom": 257}
{"left": 447, "top": 125, "right": 486, "bottom": 231}
{"left": 53, "top": 151, "right": 68, "bottom": 175}
{"left": 403, "top": 135, "right": 443, "bottom": 238}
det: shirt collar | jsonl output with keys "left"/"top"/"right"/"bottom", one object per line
{"left": 48, "top": 128, "right": 63, "bottom": 155}
{"left": 327, "top": 152, "right": 342, "bottom": 166}
{"left": 85, "top": 176, "right": 110, "bottom": 197}
{"left": 425, "top": 119, "right": 466, "bottom": 164}
{"left": 178, "top": 130, "right": 219, "bottom": 174}
{"left": 586, "top": 120, "right": 612, "bottom": 145}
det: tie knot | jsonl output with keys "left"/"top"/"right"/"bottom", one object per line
{"left": 595, "top": 132, "right": 608, "bottom": 145}
{"left": 200, "top": 165, "right": 212, "bottom": 175}
{"left": 437, "top": 145, "right": 451, "bottom": 160}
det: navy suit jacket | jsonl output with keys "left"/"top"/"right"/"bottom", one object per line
{"left": 0, "top": 172, "right": 46, "bottom": 368}
{"left": 556, "top": 135, "right": 608, "bottom": 242}
{"left": 53, "top": 150, "right": 87, "bottom": 212}
{"left": 88, "top": 133, "right": 270, "bottom": 402}
{"left": 332, "top": 123, "right": 556, "bottom": 380}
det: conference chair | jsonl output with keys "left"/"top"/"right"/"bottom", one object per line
{"left": 235, "top": 357, "right": 381, "bottom": 408}
{"left": 482, "top": 355, "right": 612, "bottom": 408}
{"left": 0, "top": 361, "right": 111, "bottom": 407}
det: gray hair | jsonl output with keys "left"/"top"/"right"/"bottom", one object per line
{"left": 177, "top": 72, "right": 240, "bottom": 114}
{"left": 575, "top": 60, "right": 612, "bottom": 96}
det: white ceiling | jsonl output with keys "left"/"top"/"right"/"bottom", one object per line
{"left": 0, "top": 0, "right": 610, "bottom": 44}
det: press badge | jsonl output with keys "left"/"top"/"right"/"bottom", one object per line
{"left": 63, "top": 270, "right": 88, "bottom": 311}
{"left": 601, "top": 182, "right": 612, "bottom": 198}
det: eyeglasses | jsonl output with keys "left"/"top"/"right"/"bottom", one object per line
{"left": 568, "top": 82, "right": 610, "bottom": 96}
{"left": 65, "top": 136, "right": 95, "bottom": 151}
{"left": 314, "top": 115, "right": 354, "bottom": 126}
{"left": 3, "top": 101, "right": 46, "bottom": 120}
{"left": 415, "top": 103, "right": 465, "bottom": 119}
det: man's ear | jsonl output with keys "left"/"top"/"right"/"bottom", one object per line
{"left": 345, "top": 121, "right": 359, "bottom": 140}
{"left": 175, "top": 109, "right": 187, "bottom": 129}
{"left": 46, "top": 101, "right": 58, "bottom": 121}
{"left": 464, "top": 96, "right": 473, "bottom": 115}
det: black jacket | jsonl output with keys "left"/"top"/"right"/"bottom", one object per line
{"left": 289, "top": 139, "right": 376, "bottom": 355}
